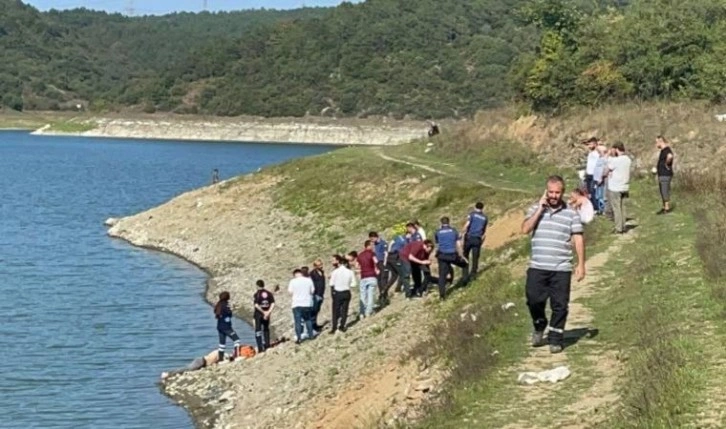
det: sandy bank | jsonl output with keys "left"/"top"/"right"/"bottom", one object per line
{"left": 33, "top": 116, "right": 428, "bottom": 145}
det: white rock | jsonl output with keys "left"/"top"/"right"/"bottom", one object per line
{"left": 104, "top": 217, "right": 119, "bottom": 227}
{"left": 517, "top": 366, "right": 571, "bottom": 385}
{"left": 501, "top": 302, "right": 515, "bottom": 311}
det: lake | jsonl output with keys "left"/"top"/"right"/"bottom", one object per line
{"left": 0, "top": 131, "right": 333, "bottom": 428}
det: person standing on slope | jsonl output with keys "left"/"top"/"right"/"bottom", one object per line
{"left": 521, "top": 175, "right": 586, "bottom": 354}
{"left": 253, "top": 280, "right": 275, "bottom": 353}
{"left": 369, "top": 232, "right": 391, "bottom": 305}
{"left": 288, "top": 268, "right": 316, "bottom": 344}
{"left": 329, "top": 254, "right": 354, "bottom": 334}
{"left": 655, "top": 135, "right": 675, "bottom": 214}
{"left": 607, "top": 142, "right": 632, "bottom": 234}
{"left": 434, "top": 217, "right": 468, "bottom": 300}
{"left": 214, "top": 291, "right": 241, "bottom": 361}
{"left": 310, "top": 259, "right": 326, "bottom": 331}
{"left": 460, "top": 201, "right": 488, "bottom": 284}
{"left": 356, "top": 240, "right": 379, "bottom": 318}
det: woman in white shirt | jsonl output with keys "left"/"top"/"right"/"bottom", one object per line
{"left": 569, "top": 187, "right": 595, "bottom": 225}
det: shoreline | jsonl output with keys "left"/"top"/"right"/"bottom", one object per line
{"left": 30, "top": 116, "right": 428, "bottom": 146}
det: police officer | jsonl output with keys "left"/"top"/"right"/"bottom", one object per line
{"left": 387, "top": 230, "right": 409, "bottom": 292}
{"left": 461, "top": 202, "right": 488, "bottom": 284}
{"left": 369, "top": 231, "right": 390, "bottom": 304}
{"left": 434, "top": 217, "right": 468, "bottom": 300}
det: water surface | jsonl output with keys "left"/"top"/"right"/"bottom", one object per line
{"left": 0, "top": 132, "right": 333, "bottom": 428}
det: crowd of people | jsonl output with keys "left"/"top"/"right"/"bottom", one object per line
{"left": 525, "top": 135, "right": 675, "bottom": 354}
{"left": 163, "top": 134, "right": 676, "bottom": 378}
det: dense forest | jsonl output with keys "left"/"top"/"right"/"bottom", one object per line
{"left": 0, "top": 0, "right": 725, "bottom": 118}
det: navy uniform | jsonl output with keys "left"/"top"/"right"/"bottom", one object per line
{"left": 373, "top": 237, "right": 390, "bottom": 302}
{"left": 435, "top": 223, "right": 468, "bottom": 299}
{"left": 216, "top": 301, "right": 240, "bottom": 361}
{"left": 462, "top": 209, "right": 488, "bottom": 283}
{"left": 387, "top": 234, "right": 407, "bottom": 292}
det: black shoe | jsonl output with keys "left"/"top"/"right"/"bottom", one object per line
{"left": 656, "top": 209, "right": 666, "bottom": 215}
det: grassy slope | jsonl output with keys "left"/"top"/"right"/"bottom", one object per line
{"left": 264, "top": 135, "right": 559, "bottom": 258}
{"left": 406, "top": 169, "right": 726, "bottom": 428}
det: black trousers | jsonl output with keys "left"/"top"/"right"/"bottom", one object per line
{"left": 385, "top": 253, "right": 402, "bottom": 291}
{"left": 331, "top": 290, "right": 351, "bottom": 331}
{"left": 377, "top": 261, "right": 390, "bottom": 301}
{"left": 437, "top": 252, "right": 468, "bottom": 299}
{"left": 525, "top": 268, "right": 572, "bottom": 345}
{"left": 462, "top": 236, "right": 483, "bottom": 282}
{"left": 254, "top": 311, "right": 270, "bottom": 352}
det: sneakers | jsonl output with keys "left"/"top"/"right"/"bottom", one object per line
{"left": 549, "top": 344, "right": 564, "bottom": 354}
{"left": 531, "top": 331, "right": 546, "bottom": 347}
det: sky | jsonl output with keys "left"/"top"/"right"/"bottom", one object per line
{"left": 24, "top": 0, "right": 359, "bottom": 15}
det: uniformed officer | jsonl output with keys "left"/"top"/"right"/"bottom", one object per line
{"left": 434, "top": 217, "right": 468, "bottom": 300}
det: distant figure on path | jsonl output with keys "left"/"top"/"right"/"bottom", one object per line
{"left": 253, "top": 280, "right": 276, "bottom": 353}
{"left": 356, "top": 240, "right": 379, "bottom": 318}
{"left": 214, "top": 291, "right": 241, "bottom": 361}
{"left": 568, "top": 187, "right": 595, "bottom": 225}
{"left": 521, "top": 175, "right": 586, "bottom": 354}
{"left": 212, "top": 168, "right": 220, "bottom": 184}
{"left": 435, "top": 217, "right": 468, "bottom": 299}
{"left": 593, "top": 145, "right": 608, "bottom": 215}
{"left": 582, "top": 137, "right": 600, "bottom": 209}
{"left": 288, "top": 269, "right": 316, "bottom": 344}
{"left": 428, "top": 121, "right": 440, "bottom": 137}
{"left": 655, "top": 135, "right": 675, "bottom": 214}
{"left": 607, "top": 142, "right": 632, "bottom": 234}
{"left": 310, "top": 259, "right": 326, "bottom": 331}
{"left": 460, "top": 202, "right": 488, "bottom": 284}
{"left": 329, "top": 255, "right": 354, "bottom": 334}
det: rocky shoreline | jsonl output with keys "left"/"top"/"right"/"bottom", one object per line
{"left": 32, "top": 116, "right": 427, "bottom": 146}
{"left": 104, "top": 171, "right": 455, "bottom": 429}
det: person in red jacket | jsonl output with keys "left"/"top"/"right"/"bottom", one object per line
{"left": 400, "top": 239, "right": 434, "bottom": 298}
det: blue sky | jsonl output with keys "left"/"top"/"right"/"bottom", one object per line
{"left": 25, "top": 0, "right": 359, "bottom": 15}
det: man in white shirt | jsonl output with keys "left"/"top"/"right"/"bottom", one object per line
{"left": 329, "top": 255, "right": 354, "bottom": 334}
{"left": 607, "top": 142, "right": 632, "bottom": 234}
{"left": 582, "top": 137, "right": 600, "bottom": 208}
{"left": 288, "top": 268, "right": 316, "bottom": 343}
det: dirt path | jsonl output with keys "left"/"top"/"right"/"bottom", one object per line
{"left": 375, "top": 150, "right": 531, "bottom": 194}
{"left": 496, "top": 232, "right": 636, "bottom": 429}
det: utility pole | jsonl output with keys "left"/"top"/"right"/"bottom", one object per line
{"left": 125, "top": 0, "right": 135, "bottom": 16}
{"left": 203, "top": 0, "right": 208, "bottom": 11}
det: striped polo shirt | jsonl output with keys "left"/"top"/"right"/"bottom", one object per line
{"left": 525, "top": 202, "right": 583, "bottom": 272}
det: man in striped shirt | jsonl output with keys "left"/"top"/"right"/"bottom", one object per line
{"left": 521, "top": 175, "right": 586, "bottom": 354}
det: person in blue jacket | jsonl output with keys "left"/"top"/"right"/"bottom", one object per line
{"left": 461, "top": 202, "right": 489, "bottom": 284}
{"left": 214, "top": 291, "right": 241, "bottom": 361}
{"left": 435, "top": 217, "right": 468, "bottom": 300}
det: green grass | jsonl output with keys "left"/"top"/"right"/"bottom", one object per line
{"left": 266, "top": 142, "right": 536, "bottom": 257}
{"left": 47, "top": 120, "right": 97, "bottom": 133}
{"left": 406, "top": 175, "right": 726, "bottom": 428}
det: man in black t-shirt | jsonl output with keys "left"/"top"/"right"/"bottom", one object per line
{"left": 310, "top": 259, "right": 326, "bottom": 331}
{"left": 655, "top": 135, "right": 675, "bottom": 214}
{"left": 253, "top": 280, "right": 276, "bottom": 352}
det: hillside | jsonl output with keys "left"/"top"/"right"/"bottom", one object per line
{"left": 4, "top": 0, "right": 726, "bottom": 118}
{"left": 106, "top": 102, "right": 726, "bottom": 428}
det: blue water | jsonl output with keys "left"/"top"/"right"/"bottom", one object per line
{"left": 0, "top": 132, "right": 333, "bottom": 429}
